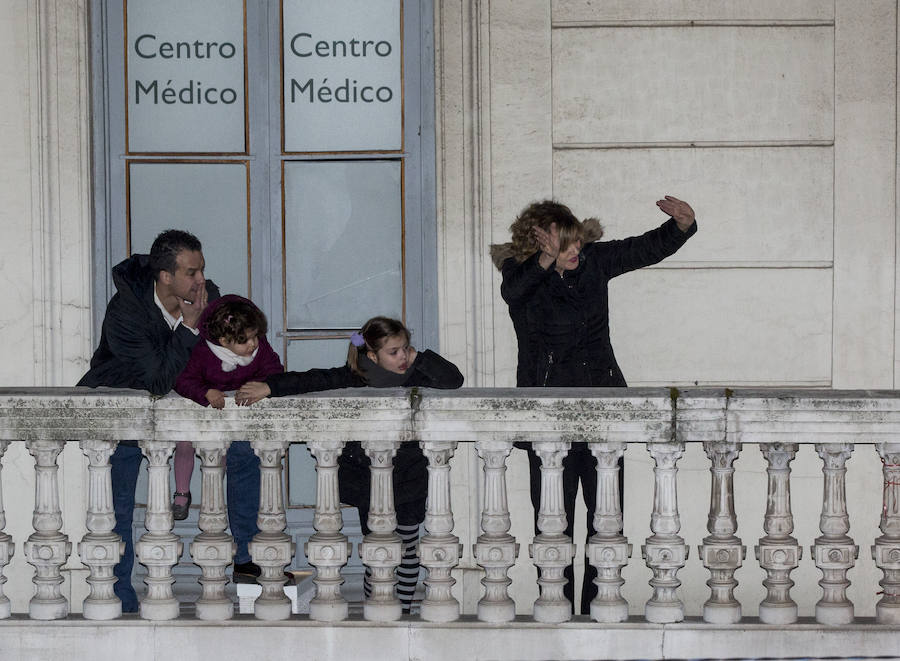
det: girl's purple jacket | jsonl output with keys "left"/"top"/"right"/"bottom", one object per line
{"left": 174, "top": 295, "right": 284, "bottom": 406}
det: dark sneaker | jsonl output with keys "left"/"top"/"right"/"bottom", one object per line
{"left": 232, "top": 561, "right": 261, "bottom": 583}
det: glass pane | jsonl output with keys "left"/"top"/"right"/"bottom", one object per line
{"left": 284, "top": 160, "right": 402, "bottom": 329}
{"left": 286, "top": 337, "right": 350, "bottom": 371}
{"left": 129, "top": 162, "right": 249, "bottom": 298}
{"left": 282, "top": 0, "right": 402, "bottom": 152}
{"left": 288, "top": 444, "right": 317, "bottom": 506}
{"left": 125, "top": 0, "right": 246, "bottom": 153}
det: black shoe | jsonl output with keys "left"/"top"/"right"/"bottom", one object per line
{"left": 232, "top": 561, "right": 261, "bottom": 583}
{"left": 233, "top": 561, "right": 298, "bottom": 585}
{"left": 172, "top": 491, "right": 191, "bottom": 520}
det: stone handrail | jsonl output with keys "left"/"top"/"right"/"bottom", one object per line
{"left": 0, "top": 386, "right": 897, "bottom": 625}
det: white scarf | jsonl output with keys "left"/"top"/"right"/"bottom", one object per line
{"left": 206, "top": 340, "right": 257, "bottom": 372}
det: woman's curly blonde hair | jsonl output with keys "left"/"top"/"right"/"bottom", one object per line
{"left": 490, "top": 200, "right": 603, "bottom": 268}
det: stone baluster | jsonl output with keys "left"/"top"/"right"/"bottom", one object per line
{"left": 873, "top": 443, "right": 900, "bottom": 624}
{"left": 78, "top": 440, "right": 124, "bottom": 620}
{"left": 135, "top": 440, "right": 180, "bottom": 620}
{"left": 249, "top": 440, "right": 295, "bottom": 621}
{"left": 586, "top": 441, "right": 631, "bottom": 623}
{"left": 190, "top": 441, "right": 235, "bottom": 620}
{"left": 473, "top": 440, "right": 518, "bottom": 623}
{"left": 813, "top": 443, "right": 858, "bottom": 625}
{"left": 0, "top": 441, "right": 13, "bottom": 619}
{"left": 24, "top": 440, "right": 72, "bottom": 620}
{"left": 641, "top": 441, "right": 688, "bottom": 623}
{"left": 305, "top": 440, "right": 351, "bottom": 622}
{"left": 418, "top": 440, "right": 462, "bottom": 623}
{"left": 699, "top": 441, "right": 745, "bottom": 623}
{"left": 529, "top": 441, "right": 574, "bottom": 623}
{"left": 360, "top": 440, "right": 402, "bottom": 622}
{"left": 755, "top": 443, "right": 802, "bottom": 624}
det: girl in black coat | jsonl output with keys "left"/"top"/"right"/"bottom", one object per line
{"left": 236, "top": 316, "right": 464, "bottom": 610}
{"left": 490, "top": 196, "right": 697, "bottom": 614}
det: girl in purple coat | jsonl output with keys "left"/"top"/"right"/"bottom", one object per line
{"left": 172, "top": 295, "right": 284, "bottom": 519}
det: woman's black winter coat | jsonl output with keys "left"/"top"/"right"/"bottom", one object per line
{"left": 500, "top": 217, "right": 696, "bottom": 388}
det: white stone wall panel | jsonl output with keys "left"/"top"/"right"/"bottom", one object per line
{"left": 552, "top": 1, "right": 834, "bottom": 23}
{"left": 609, "top": 268, "right": 832, "bottom": 385}
{"left": 554, "top": 147, "right": 834, "bottom": 264}
{"left": 551, "top": 26, "right": 834, "bottom": 144}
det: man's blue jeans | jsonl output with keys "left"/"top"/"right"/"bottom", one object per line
{"left": 111, "top": 441, "right": 261, "bottom": 611}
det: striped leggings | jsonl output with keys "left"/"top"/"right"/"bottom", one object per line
{"left": 359, "top": 502, "right": 423, "bottom": 611}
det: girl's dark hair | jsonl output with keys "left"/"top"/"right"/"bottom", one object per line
{"left": 206, "top": 299, "right": 268, "bottom": 344}
{"left": 347, "top": 316, "right": 410, "bottom": 376}
{"left": 508, "top": 200, "right": 585, "bottom": 263}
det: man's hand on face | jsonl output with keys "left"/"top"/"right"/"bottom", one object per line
{"left": 180, "top": 281, "right": 208, "bottom": 329}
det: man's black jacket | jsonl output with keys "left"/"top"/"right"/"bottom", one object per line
{"left": 78, "top": 253, "right": 220, "bottom": 395}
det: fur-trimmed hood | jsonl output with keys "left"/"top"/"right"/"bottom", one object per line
{"left": 489, "top": 217, "right": 604, "bottom": 270}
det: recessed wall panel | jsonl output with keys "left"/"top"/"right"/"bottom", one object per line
{"left": 552, "top": 26, "right": 834, "bottom": 143}
{"left": 128, "top": 162, "right": 250, "bottom": 298}
{"left": 609, "top": 269, "right": 832, "bottom": 385}
{"left": 553, "top": 147, "right": 833, "bottom": 263}
{"left": 552, "top": 1, "right": 834, "bottom": 22}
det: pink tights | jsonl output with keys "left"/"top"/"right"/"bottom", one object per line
{"left": 173, "top": 441, "right": 194, "bottom": 505}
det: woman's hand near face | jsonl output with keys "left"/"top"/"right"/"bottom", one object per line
{"left": 235, "top": 381, "right": 271, "bottom": 406}
{"left": 533, "top": 223, "right": 560, "bottom": 270}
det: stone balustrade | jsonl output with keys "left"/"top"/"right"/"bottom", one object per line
{"left": 0, "top": 386, "right": 899, "bottom": 635}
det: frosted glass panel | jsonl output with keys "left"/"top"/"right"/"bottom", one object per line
{"left": 288, "top": 445, "right": 317, "bottom": 506}
{"left": 284, "top": 160, "right": 402, "bottom": 328}
{"left": 129, "top": 162, "right": 249, "bottom": 298}
{"left": 282, "top": 0, "right": 402, "bottom": 151}
{"left": 286, "top": 338, "right": 351, "bottom": 371}
{"left": 126, "top": 0, "right": 246, "bottom": 153}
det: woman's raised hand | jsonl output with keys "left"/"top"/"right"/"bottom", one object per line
{"left": 533, "top": 222, "right": 560, "bottom": 270}
{"left": 656, "top": 195, "right": 695, "bottom": 232}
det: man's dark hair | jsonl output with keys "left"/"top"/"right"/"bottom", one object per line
{"left": 149, "top": 229, "right": 202, "bottom": 280}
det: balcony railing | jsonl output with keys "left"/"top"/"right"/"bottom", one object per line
{"left": 0, "top": 387, "right": 899, "bottom": 660}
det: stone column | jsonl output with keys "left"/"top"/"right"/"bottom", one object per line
{"left": 529, "top": 441, "right": 574, "bottom": 623}
{"left": 813, "top": 443, "right": 858, "bottom": 625}
{"left": 24, "top": 439, "right": 71, "bottom": 620}
{"left": 306, "top": 440, "right": 351, "bottom": 622}
{"left": 873, "top": 443, "right": 900, "bottom": 624}
{"left": 190, "top": 441, "right": 235, "bottom": 621}
{"left": 419, "top": 440, "right": 461, "bottom": 623}
{"left": 473, "top": 440, "right": 518, "bottom": 623}
{"left": 642, "top": 441, "right": 688, "bottom": 623}
{"left": 249, "top": 440, "right": 295, "bottom": 621}
{"left": 0, "top": 441, "right": 14, "bottom": 619}
{"left": 135, "top": 440, "right": 180, "bottom": 620}
{"left": 587, "top": 441, "right": 631, "bottom": 623}
{"left": 699, "top": 441, "right": 745, "bottom": 624}
{"left": 78, "top": 440, "right": 123, "bottom": 620}
{"left": 755, "top": 443, "right": 802, "bottom": 623}
{"left": 872, "top": 443, "right": 900, "bottom": 625}
{"left": 360, "top": 440, "right": 402, "bottom": 622}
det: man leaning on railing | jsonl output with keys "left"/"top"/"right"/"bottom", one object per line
{"left": 76, "top": 229, "right": 261, "bottom": 611}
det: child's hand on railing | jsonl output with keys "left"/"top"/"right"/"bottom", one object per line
{"left": 235, "top": 381, "right": 270, "bottom": 406}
